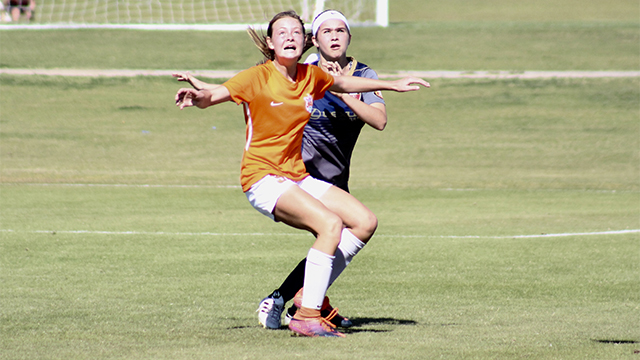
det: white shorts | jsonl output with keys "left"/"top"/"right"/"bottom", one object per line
{"left": 245, "top": 175, "right": 332, "bottom": 221}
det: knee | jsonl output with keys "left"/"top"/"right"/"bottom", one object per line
{"left": 362, "top": 211, "right": 378, "bottom": 239}
{"left": 311, "top": 214, "right": 343, "bottom": 255}
{"left": 317, "top": 212, "right": 344, "bottom": 243}
{"left": 351, "top": 210, "right": 378, "bottom": 242}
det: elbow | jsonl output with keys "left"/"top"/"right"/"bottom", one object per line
{"left": 371, "top": 106, "right": 387, "bottom": 131}
{"left": 374, "top": 117, "right": 387, "bottom": 131}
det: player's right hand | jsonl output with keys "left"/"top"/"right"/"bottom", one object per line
{"left": 175, "top": 88, "right": 199, "bottom": 109}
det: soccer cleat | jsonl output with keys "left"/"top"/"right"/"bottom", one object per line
{"left": 256, "top": 292, "right": 285, "bottom": 329}
{"left": 288, "top": 314, "right": 346, "bottom": 338}
{"left": 292, "top": 289, "right": 353, "bottom": 328}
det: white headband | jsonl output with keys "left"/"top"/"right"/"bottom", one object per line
{"left": 312, "top": 10, "right": 351, "bottom": 36}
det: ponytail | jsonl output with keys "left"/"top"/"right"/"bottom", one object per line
{"left": 247, "top": 27, "right": 272, "bottom": 64}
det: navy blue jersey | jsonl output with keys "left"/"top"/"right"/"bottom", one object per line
{"left": 302, "top": 58, "right": 385, "bottom": 192}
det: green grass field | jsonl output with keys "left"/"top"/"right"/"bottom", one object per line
{"left": 1, "top": 0, "right": 639, "bottom": 359}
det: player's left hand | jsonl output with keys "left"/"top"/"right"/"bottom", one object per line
{"left": 172, "top": 72, "right": 191, "bottom": 82}
{"left": 173, "top": 72, "right": 202, "bottom": 90}
{"left": 394, "top": 77, "right": 431, "bottom": 92}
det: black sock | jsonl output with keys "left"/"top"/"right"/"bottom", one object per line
{"left": 274, "top": 258, "right": 307, "bottom": 303}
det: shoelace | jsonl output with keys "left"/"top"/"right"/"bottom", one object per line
{"left": 322, "top": 308, "right": 339, "bottom": 329}
{"left": 268, "top": 305, "right": 282, "bottom": 322}
{"left": 319, "top": 317, "right": 338, "bottom": 332}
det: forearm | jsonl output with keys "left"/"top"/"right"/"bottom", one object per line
{"left": 187, "top": 76, "right": 220, "bottom": 91}
{"left": 191, "top": 77, "right": 221, "bottom": 91}
{"left": 340, "top": 95, "right": 387, "bottom": 130}
{"left": 177, "top": 86, "right": 232, "bottom": 110}
{"left": 173, "top": 72, "right": 221, "bottom": 91}
{"left": 330, "top": 75, "right": 429, "bottom": 94}
{"left": 199, "top": 86, "right": 232, "bottom": 108}
{"left": 330, "top": 76, "right": 395, "bottom": 94}
{"left": 200, "top": 83, "right": 223, "bottom": 91}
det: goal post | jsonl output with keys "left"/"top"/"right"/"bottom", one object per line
{"left": 0, "top": 0, "right": 389, "bottom": 30}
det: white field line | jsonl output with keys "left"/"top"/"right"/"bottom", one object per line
{"left": 0, "top": 24, "right": 268, "bottom": 31}
{"left": 1, "top": 228, "right": 638, "bottom": 239}
{"left": 1, "top": 68, "right": 639, "bottom": 79}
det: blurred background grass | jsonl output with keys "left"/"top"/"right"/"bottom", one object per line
{"left": 389, "top": 0, "right": 638, "bottom": 22}
{"left": 1, "top": 76, "right": 637, "bottom": 191}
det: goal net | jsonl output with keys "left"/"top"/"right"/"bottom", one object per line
{"left": 2, "top": 0, "right": 388, "bottom": 30}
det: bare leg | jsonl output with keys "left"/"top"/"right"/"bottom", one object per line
{"left": 272, "top": 185, "right": 345, "bottom": 318}
{"left": 270, "top": 185, "right": 377, "bottom": 301}
{"left": 318, "top": 185, "right": 378, "bottom": 242}
{"left": 273, "top": 184, "right": 343, "bottom": 255}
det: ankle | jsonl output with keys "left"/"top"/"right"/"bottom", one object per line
{"left": 293, "top": 306, "right": 321, "bottom": 320}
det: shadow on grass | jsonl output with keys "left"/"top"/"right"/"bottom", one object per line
{"left": 349, "top": 317, "right": 418, "bottom": 327}
{"left": 592, "top": 339, "right": 638, "bottom": 344}
{"left": 341, "top": 317, "right": 419, "bottom": 334}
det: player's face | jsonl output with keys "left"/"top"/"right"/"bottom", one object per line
{"left": 268, "top": 17, "right": 305, "bottom": 62}
{"left": 313, "top": 19, "right": 351, "bottom": 61}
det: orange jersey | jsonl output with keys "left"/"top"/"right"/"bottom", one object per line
{"left": 223, "top": 61, "right": 334, "bottom": 192}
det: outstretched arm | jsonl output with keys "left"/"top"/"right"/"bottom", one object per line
{"left": 175, "top": 86, "right": 232, "bottom": 110}
{"left": 330, "top": 76, "right": 430, "bottom": 94}
{"left": 172, "top": 72, "right": 222, "bottom": 91}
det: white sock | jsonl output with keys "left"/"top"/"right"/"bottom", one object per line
{"left": 301, "top": 248, "right": 334, "bottom": 310}
{"left": 328, "top": 228, "right": 366, "bottom": 285}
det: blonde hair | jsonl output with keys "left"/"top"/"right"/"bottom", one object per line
{"left": 247, "top": 10, "right": 314, "bottom": 64}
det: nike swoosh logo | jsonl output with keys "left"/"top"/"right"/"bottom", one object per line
{"left": 270, "top": 101, "right": 284, "bottom": 106}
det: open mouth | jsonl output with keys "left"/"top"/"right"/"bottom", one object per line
{"left": 284, "top": 45, "right": 297, "bottom": 51}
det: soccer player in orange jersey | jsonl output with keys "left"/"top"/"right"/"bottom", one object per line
{"left": 175, "top": 10, "right": 429, "bottom": 337}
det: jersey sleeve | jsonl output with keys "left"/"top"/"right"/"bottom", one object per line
{"left": 360, "top": 68, "right": 386, "bottom": 106}
{"left": 223, "top": 66, "right": 266, "bottom": 105}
